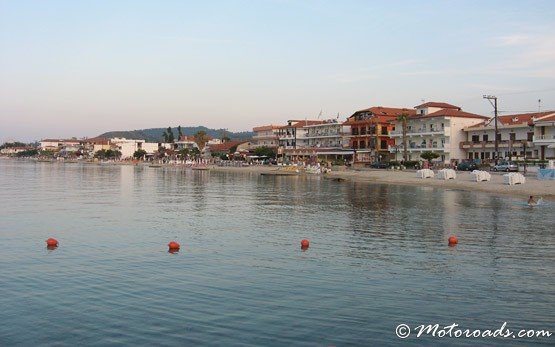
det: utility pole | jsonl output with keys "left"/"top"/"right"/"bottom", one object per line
{"left": 483, "top": 95, "right": 499, "bottom": 164}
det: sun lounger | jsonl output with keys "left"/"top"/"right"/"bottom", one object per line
{"left": 416, "top": 169, "right": 434, "bottom": 178}
{"left": 437, "top": 169, "right": 456, "bottom": 180}
{"left": 503, "top": 172, "right": 526, "bottom": 185}
{"left": 471, "top": 170, "right": 491, "bottom": 182}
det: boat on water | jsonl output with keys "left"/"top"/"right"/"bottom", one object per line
{"left": 149, "top": 164, "right": 163, "bottom": 168}
{"left": 192, "top": 166, "right": 210, "bottom": 171}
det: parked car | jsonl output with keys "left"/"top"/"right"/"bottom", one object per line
{"left": 456, "top": 161, "right": 478, "bottom": 171}
{"left": 368, "top": 161, "right": 389, "bottom": 169}
{"left": 491, "top": 161, "right": 518, "bottom": 172}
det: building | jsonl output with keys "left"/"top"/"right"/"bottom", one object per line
{"left": 282, "top": 118, "right": 354, "bottom": 164}
{"left": 277, "top": 120, "right": 323, "bottom": 149}
{"left": 40, "top": 139, "right": 81, "bottom": 152}
{"left": 462, "top": 112, "right": 551, "bottom": 162}
{"left": 304, "top": 119, "right": 350, "bottom": 148}
{"left": 532, "top": 112, "right": 555, "bottom": 160}
{"left": 252, "top": 125, "right": 280, "bottom": 148}
{"left": 345, "top": 106, "right": 416, "bottom": 163}
{"left": 389, "top": 102, "right": 489, "bottom": 164}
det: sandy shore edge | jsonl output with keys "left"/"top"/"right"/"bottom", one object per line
{"left": 208, "top": 165, "right": 555, "bottom": 199}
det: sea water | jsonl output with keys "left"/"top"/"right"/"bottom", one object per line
{"left": 0, "top": 160, "right": 553, "bottom": 346}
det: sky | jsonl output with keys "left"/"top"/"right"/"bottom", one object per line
{"left": 1, "top": 0, "right": 555, "bottom": 142}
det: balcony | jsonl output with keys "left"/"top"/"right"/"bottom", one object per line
{"left": 533, "top": 135, "right": 555, "bottom": 144}
{"left": 390, "top": 127, "right": 449, "bottom": 137}
{"left": 460, "top": 140, "right": 532, "bottom": 149}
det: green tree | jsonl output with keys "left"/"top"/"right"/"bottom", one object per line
{"left": 166, "top": 127, "right": 175, "bottom": 143}
{"left": 178, "top": 148, "right": 190, "bottom": 160}
{"left": 15, "top": 149, "right": 38, "bottom": 157}
{"left": 133, "top": 149, "right": 147, "bottom": 159}
{"left": 254, "top": 146, "right": 276, "bottom": 158}
{"left": 94, "top": 149, "right": 107, "bottom": 159}
{"left": 396, "top": 113, "right": 410, "bottom": 162}
{"left": 193, "top": 131, "right": 209, "bottom": 151}
{"left": 190, "top": 147, "right": 200, "bottom": 159}
{"left": 420, "top": 151, "right": 440, "bottom": 163}
{"left": 0, "top": 141, "right": 27, "bottom": 149}
{"left": 177, "top": 126, "right": 183, "bottom": 140}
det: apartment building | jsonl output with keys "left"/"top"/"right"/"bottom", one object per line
{"left": 389, "top": 102, "right": 488, "bottom": 164}
{"left": 345, "top": 106, "right": 416, "bottom": 163}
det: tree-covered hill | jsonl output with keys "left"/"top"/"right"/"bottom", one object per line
{"left": 98, "top": 126, "right": 253, "bottom": 142}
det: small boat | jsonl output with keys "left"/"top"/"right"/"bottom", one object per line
{"left": 192, "top": 166, "right": 210, "bottom": 171}
{"left": 149, "top": 164, "right": 162, "bottom": 168}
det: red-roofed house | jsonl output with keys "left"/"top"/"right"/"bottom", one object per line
{"left": 344, "top": 106, "right": 416, "bottom": 163}
{"left": 462, "top": 111, "right": 555, "bottom": 162}
{"left": 389, "top": 102, "right": 488, "bottom": 164}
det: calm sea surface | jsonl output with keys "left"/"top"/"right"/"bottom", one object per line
{"left": 0, "top": 160, "right": 553, "bottom": 346}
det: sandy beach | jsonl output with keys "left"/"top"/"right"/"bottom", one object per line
{"left": 210, "top": 165, "right": 555, "bottom": 199}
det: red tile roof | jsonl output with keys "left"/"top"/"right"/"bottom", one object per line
{"left": 41, "top": 139, "right": 82, "bottom": 143}
{"left": 467, "top": 111, "right": 555, "bottom": 128}
{"left": 537, "top": 113, "right": 555, "bottom": 122}
{"left": 84, "top": 137, "right": 110, "bottom": 145}
{"left": 352, "top": 106, "right": 416, "bottom": 117}
{"left": 421, "top": 108, "right": 488, "bottom": 120}
{"left": 414, "top": 102, "right": 461, "bottom": 110}
{"left": 253, "top": 125, "right": 281, "bottom": 132}
{"left": 278, "top": 120, "right": 323, "bottom": 129}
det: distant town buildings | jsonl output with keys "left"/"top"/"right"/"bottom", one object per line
{"left": 5, "top": 101, "right": 552, "bottom": 166}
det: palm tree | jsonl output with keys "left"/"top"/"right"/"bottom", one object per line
{"left": 396, "top": 113, "right": 410, "bottom": 162}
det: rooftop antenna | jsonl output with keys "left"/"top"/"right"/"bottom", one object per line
{"left": 538, "top": 99, "right": 542, "bottom": 112}
{"left": 317, "top": 109, "right": 322, "bottom": 119}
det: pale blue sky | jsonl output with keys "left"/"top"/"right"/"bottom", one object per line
{"left": 1, "top": 0, "right": 554, "bottom": 142}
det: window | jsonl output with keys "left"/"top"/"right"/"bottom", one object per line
{"left": 380, "top": 140, "right": 387, "bottom": 149}
{"left": 510, "top": 133, "right": 516, "bottom": 141}
{"left": 496, "top": 133, "right": 502, "bottom": 141}
{"left": 527, "top": 132, "right": 534, "bottom": 141}
{"left": 485, "top": 152, "right": 490, "bottom": 159}
{"left": 472, "top": 135, "right": 479, "bottom": 143}
{"left": 483, "top": 134, "right": 488, "bottom": 142}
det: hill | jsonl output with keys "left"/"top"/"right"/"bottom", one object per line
{"left": 98, "top": 126, "right": 253, "bottom": 142}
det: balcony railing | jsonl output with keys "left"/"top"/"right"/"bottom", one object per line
{"left": 460, "top": 140, "right": 532, "bottom": 149}
{"left": 533, "top": 135, "right": 555, "bottom": 142}
{"left": 390, "top": 127, "right": 449, "bottom": 136}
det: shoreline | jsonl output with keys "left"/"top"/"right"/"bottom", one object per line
{"left": 4, "top": 157, "right": 554, "bottom": 199}
{"left": 209, "top": 165, "right": 555, "bottom": 199}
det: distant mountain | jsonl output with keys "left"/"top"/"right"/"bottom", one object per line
{"left": 98, "top": 126, "right": 253, "bottom": 142}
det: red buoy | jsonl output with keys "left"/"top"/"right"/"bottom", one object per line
{"left": 46, "top": 238, "right": 58, "bottom": 247}
{"left": 301, "top": 239, "right": 310, "bottom": 249}
{"left": 448, "top": 236, "right": 458, "bottom": 246}
{"left": 168, "top": 241, "right": 180, "bottom": 251}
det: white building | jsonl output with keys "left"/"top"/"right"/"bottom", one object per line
{"left": 252, "top": 125, "right": 280, "bottom": 148}
{"left": 109, "top": 138, "right": 171, "bottom": 159}
{"left": 277, "top": 120, "right": 322, "bottom": 149}
{"left": 303, "top": 119, "right": 351, "bottom": 149}
{"left": 389, "top": 102, "right": 489, "bottom": 164}
{"left": 532, "top": 112, "right": 555, "bottom": 160}
{"left": 40, "top": 139, "right": 81, "bottom": 151}
{"left": 463, "top": 112, "right": 538, "bottom": 162}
